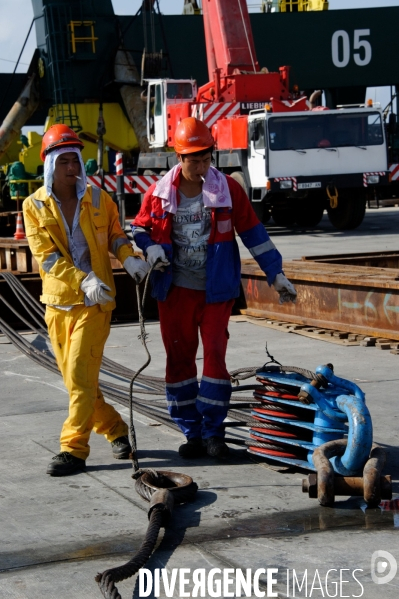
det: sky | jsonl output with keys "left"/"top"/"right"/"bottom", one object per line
{"left": 0, "top": 0, "right": 398, "bottom": 130}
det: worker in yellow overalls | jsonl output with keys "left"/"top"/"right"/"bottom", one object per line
{"left": 23, "top": 124, "right": 150, "bottom": 476}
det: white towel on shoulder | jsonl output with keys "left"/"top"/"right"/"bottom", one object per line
{"left": 155, "top": 164, "right": 232, "bottom": 214}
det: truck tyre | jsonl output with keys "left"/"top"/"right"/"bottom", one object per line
{"left": 262, "top": 208, "right": 271, "bottom": 224}
{"left": 230, "top": 171, "right": 249, "bottom": 196}
{"left": 271, "top": 205, "right": 296, "bottom": 227}
{"left": 327, "top": 190, "right": 366, "bottom": 230}
{"left": 295, "top": 194, "right": 325, "bottom": 228}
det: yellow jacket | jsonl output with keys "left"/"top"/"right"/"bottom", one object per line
{"left": 23, "top": 184, "right": 139, "bottom": 310}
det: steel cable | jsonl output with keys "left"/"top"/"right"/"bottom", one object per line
{"left": 128, "top": 265, "right": 156, "bottom": 473}
{"left": 95, "top": 509, "right": 164, "bottom": 599}
{"left": 0, "top": 294, "right": 47, "bottom": 335}
{"left": 1, "top": 273, "right": 311, "bottom": 452}
{"left": 95, "top": 266, "right": 201, "bottom": 599}
{"left": 0, "top": 271, "right": 46, "bottom": 317}
{"left": 0, "top": 274, "right": 47, "bottom": 330}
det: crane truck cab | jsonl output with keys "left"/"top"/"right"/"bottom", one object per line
{"left": 243, "top": 104, "right": 388, "bottom": 229}
{"left": 146, "top": 79, "right": 197, "bottom": 148}
{"left": 140, "top": 76, "right": 388, "bottom": 231}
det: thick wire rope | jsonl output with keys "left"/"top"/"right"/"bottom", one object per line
{"left": 128, "top": 264, "right": 157, "bottom": 473}
{"left": 95, "top": 266, "right": 200, "bottom": 599}
{"left": 1, "top": 273, "right": 319, "bottom": 455}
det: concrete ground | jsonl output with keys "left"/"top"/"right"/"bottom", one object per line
{"left": 1, "top": 206, "right": 398, "bottom": 599}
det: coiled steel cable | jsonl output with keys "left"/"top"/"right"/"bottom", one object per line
{"left": 0, "top": 273, "right": 167, "bottom": 394}
{"left": 0, "top": 272, "right": 46, "bottom": 320}
{"left": 1, "top": 273, "right": 315, "bottom": 446}
{"left": 0, "top": 293, "right": 47, "bottom": 335}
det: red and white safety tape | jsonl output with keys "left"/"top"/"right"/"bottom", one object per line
{"left": 191, "top": 102, "right": 240, "bottom": 128}
{"left": 363, "top": 172, "right": 386, "bottom": 187}
{"left": 273, "top": 176, "right": 297, "bottom": 191}
{"left": 115, "top": 153, "right": 123, "bottom": 177}
{"left": 389, "top": 164, "right": 399, "bottom": 182}
{"left": 87, "top": 174, "right": 161, "bottom": 195}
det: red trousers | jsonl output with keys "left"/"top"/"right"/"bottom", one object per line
{"left": 158, "top": 286, "right": 234, "bottom": 439}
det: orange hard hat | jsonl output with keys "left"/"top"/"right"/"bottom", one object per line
{"left": 174, "top": 117, "right": 214, "bottom": 154}
{"left": 40, "top": 124, "right": 84, "bottom": 161}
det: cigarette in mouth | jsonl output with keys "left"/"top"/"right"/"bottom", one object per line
{"left": 200, "top": 176, "right": 205, "bottom": 183}
{"left": 75, "top": 175, "right": 82, "bottom": 180}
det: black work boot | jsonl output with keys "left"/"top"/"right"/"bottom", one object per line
{"left": 111, "top": 435, "right": 132, "bottom": 459}
{"left": 203, "top": 436, "right": 229, "bottom": 459}
{"left": 179, "top": 437, "right": 207, "bottom": 459}
{"left": 46, "top": 452, "right": 86, "bottom": 476}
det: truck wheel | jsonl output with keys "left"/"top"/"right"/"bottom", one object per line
{"left": 295, "top": 196, "right": 325, "bottom": 228}
{"left": 271, "top": 205, "right": 296, "bottom": 227}
{"left": 230, "top": 171, "right": 249, "bottom": 196}
{"left": 262, "top": 208, "right": 271, "bottom": 224}
{"left": 327, "top": 191, "right": 366, "bottom": 230}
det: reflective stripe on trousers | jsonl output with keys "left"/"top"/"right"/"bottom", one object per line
{"left": 45, "top": 304, "right": 128, "bottom": 460}
{"left": 159, "top": 286, "right": 234, "bottom": 439}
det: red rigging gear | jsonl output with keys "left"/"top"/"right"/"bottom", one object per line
{"left": 40, "top": 124, "right": 84, "bottom": 161}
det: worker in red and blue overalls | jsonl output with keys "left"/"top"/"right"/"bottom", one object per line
{"left": 131, "top": 117, "right": 296, "bottom": 460}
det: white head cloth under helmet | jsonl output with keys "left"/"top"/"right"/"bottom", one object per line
{"left": 44, "top": 146, "right": 87, "bottom": 200}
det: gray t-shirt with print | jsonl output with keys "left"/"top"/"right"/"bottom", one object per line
{"left": 171, "top": 191, "right": 212, "bottom": 290}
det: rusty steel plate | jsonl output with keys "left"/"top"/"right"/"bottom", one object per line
{"left": 240, "top": 259, "right": 399, "bottom": 341}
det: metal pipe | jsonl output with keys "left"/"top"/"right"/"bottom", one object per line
{"left": 96, "top": 105, "right": 106, "bottom": 179}
{"left": 114, "top": 49, "right": 150, "bottom": 153}
{"left": 0, "top": 75, "right": 39, "bottom": 159}
{"left": 115, "top": 152, "right": 125, "bottom": 228}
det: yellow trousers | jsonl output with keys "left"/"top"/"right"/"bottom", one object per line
{"left": 45, "top": 305, "right": 128, "bottom": 460}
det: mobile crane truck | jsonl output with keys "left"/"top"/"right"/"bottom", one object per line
{"left": 139, "top": 0, "right": 389, "bottom": 230}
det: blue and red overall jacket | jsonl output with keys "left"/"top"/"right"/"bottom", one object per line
{"left": 131, "top": 173, "right": 282, "bottom": 303}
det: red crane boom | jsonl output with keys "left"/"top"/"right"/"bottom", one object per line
{"left": 202, "top": 0, "right": 260, "bottom": 78}
{"left": 197, "top": 0, "right": 292, "bottom": 104}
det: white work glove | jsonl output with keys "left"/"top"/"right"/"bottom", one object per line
{"left": 80, "top": 271, "right": 113, "bottom": 305}
{"left": 124, "top": 256, "right": 151, "bottom": 284}
{"left": 146, "top": 244, "right": 170, "bottom": 271}
{"left": 272, "top": 273, "right": 297, "bottom": 304}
